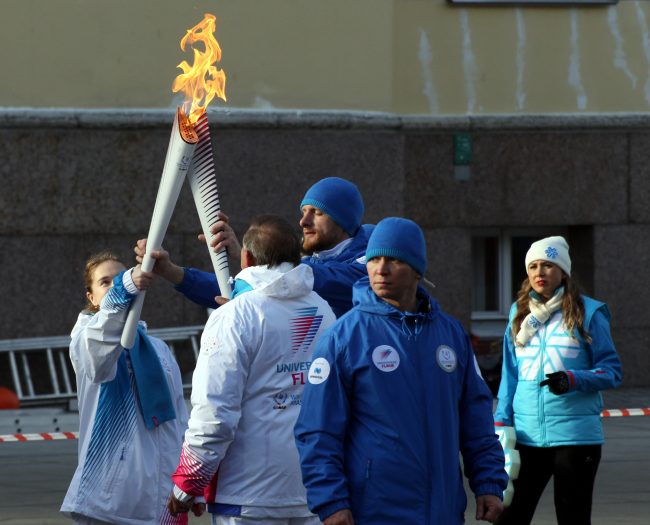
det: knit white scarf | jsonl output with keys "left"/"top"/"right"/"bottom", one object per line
{"left": 515, "top": 287, "right": 564, "bottom": 347}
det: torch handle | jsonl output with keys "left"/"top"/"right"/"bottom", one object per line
{"left": 140, "top": 252, "right": 156, "bottom": 274}
{"left": 119, "top": 252, "right": 155, "bottom": 349}
{"left": 121, "top": 292, "right": 146, "bottom": 349}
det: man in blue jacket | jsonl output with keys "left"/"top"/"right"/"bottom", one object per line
{"left": 294, "top": 217, "right": 508, "bottom": 525}
{"left": 134, "top": 177, "right": 372, "bottom": 317}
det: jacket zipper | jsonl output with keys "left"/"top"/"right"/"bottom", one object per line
{"left": 539, "top": 323, "right": 547, "bottom": 446}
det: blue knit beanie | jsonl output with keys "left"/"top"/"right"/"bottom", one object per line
{"left": 366, "top": 217, "right": 427, "bottom": 275}
{"left": 300, "top": 177, "right": 364, "bottom": 236}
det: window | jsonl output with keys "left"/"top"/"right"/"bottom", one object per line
{"left": 471, "top": 228, "right": 562, "bottom": 338}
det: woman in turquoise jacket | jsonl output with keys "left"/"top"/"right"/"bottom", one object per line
{"left": 494, "top": 236, "right": 622, "bottom": 525}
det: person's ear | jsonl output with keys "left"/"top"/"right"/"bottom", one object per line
{"left": 86, "top": 290, "right": 96, "bottom": 306}
{"left": 241, "top": 248, "right": 256, "bottom": 269}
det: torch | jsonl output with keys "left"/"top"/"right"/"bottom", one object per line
{"left": 121, "top": 108, "right": 198, "bottom": 348}
{"left": 121, "top": 13, "right": 228, "bottom": 348}
{"left": 187, "top": 112, "right": 232, "bottom": 299}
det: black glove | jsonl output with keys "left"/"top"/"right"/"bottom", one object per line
{"left": 539, "top": 371, "right": 570, "bottom": 395}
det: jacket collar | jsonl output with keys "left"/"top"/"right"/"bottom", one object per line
{"left": 234, "top": 263, "right": 314, "bottom": 299}
{"left": 352, "top": 277, "right": 439, "bottom": 321}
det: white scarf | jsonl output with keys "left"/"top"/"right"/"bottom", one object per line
{"left": 515, "top": 287, "right": 564, "bottom": 347}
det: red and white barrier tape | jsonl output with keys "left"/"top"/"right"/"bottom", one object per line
{"left": 601, "top": 408, "right": 650, "bottom": 418}
{"left": 1, "top": 408, "right": 648, "bottom": 443}
{"left": 0, "top": 431, "right": 78, "bottom": 443}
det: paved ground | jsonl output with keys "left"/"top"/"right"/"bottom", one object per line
{"left": 1, "top": 388, "right": 648, "bottom": 524}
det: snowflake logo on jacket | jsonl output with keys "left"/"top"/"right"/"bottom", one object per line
{"left": 528, "top": 316, "right": 541, "bottom": 329}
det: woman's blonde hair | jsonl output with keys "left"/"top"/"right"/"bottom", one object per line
{"left": 512, "top": 273, "right": 590, "bottom": 344}
{"left": 83, "top": 251, "right": 121, "bottom": 313}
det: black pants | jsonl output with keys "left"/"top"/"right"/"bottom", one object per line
{"left": 497, "top": 444, "right": 601, "bottom": 525}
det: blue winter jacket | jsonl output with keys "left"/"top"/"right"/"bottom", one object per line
{"left": 494, "top": 296, "right": 622, "bottom": 447}
{"left": 294, "top": 278, "right": 507, "bottom": 525}
{"left": 175, "top": 224, "right": 373, "bottom": 318}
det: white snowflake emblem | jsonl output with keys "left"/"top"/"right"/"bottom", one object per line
{"left": 528, "top": 316, "right": 541, "bottom": 329}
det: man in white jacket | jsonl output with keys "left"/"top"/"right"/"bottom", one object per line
{"left": 167, "top": 214, "right": 336, "bottom": 525}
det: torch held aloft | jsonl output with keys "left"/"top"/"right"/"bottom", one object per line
{"left": 187, "top": 112, "right": 232, "bottom": 299}
{"left": 121, "top": 108, "right": 199, "bottom": 349}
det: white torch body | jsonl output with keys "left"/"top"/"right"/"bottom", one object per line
{"left": 121, "top": 108, "right": 198, "bottom": 349}
{"left": 187, "top": 112, "right": 232, "bottom": 299}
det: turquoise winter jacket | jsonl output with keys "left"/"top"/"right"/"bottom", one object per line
{"left": 493, "top": 295, "right": 622, "bottom": 447}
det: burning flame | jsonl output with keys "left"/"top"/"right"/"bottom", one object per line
{"left": 172, "top": 13, "right": 226, "bottom": 125}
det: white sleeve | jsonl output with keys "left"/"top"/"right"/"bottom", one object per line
{"left": 183, "top": 305, "right": 256, "bottom": 468}
{"left": 69, "top": 271, "right": 136, "bottom": 384}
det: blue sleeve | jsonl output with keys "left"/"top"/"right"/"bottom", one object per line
{"left": 302, "top": 260, "right": 366, "bottom": 317}
{"left": 493, "top": 325, "right": 518, "bottom": 427}
{"left": 100, "top": 270, "right": 135, "bottom": 312}
{"left": 174, "top": 267, "right": 221, "bottom": 308}
{"left": 294, "top": 333, "right": 352, "bottom": 520}
{"left": 570, "top": 309, "right": 622, "bottom": 392}
{"left": 458, "top": 332, "right": 508, "bottom": 499}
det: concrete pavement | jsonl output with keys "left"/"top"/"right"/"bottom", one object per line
{"left": 1, "top": 388, "right": 648, "bottom": 524}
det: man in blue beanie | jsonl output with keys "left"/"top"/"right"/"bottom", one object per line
{"left": 295, "top": 217, "right": 508, "bottom": 525}
{"left": 134, "top": 177, "right": 373, "bottom": 317}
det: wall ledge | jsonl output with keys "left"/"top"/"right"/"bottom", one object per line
{"left": 2, "top": 107, "right": 650, "bottom": 131}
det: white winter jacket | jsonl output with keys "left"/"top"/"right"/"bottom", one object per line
{"left": 61, "top": 272, "right": 188, "bottom": 525}
{"left": 172, "top": 263, "right": 336, "bottom": 514}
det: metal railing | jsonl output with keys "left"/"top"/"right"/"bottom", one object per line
{"left": 0, "top": 326, "right": 204, "bottom": 406}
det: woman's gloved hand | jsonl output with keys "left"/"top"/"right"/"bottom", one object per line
{"left": 540, "top": 371, "right": 570, "bottom": 395}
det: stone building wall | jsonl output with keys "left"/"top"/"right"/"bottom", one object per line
{"left": 1, "top": 110, "right": 647, "bottom": 386}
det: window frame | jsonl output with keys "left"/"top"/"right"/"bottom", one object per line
{"left": 470, "top": 227, "right": 564, "bottom": 338}
{"left": 471, "top": 229, "right": 512, "bottom": 320}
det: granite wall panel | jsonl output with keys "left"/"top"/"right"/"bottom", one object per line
{"left": 405, "top": 131, "right": 628, "bottom": 228}
{"left": 1, "top": 128, "right": 404, "bottom": 236}
{"left": 423, "top": 228, "right": 471, "bottom": 328}
{"left": 594, "top": 225, "right": 650, "bottom": 327}
{"left": 629, "top": 133, "right": 650, "bottom": 224}
{"left": 609, "top": 328, "right": 650, "bottom": 388}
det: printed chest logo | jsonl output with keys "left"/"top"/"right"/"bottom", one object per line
{"left": 372, "top": 345, "right": 400, "bottom": 372}
{"left": 436, "top": 345, "right": 457, "bottom": 373}
{"left": 308, "top": 357, "right": 331, "bottom": 384}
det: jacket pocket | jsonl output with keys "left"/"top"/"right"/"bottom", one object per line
{"left": 349, "top": 458, "right": 372, "bottom": 488}
{"left": 348, "top": 459, "right": 374, "bottom": 518}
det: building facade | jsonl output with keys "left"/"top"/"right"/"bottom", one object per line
{"left": 1, "top": 1, "right": 648, "bottom": 386}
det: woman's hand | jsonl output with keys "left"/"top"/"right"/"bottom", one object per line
{"left": 131, "top": 265, "right": 154, "bottom": 291}
{"left": 133, "top": 239, "right": 185, "bottom": 285}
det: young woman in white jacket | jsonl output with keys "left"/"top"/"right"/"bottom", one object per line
{"left": 60, "top": 251, "right": 189, "bottom": 525}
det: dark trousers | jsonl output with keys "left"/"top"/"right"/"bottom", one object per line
{"left": 497, "top": 444, "right": 601, "bottom": 525}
